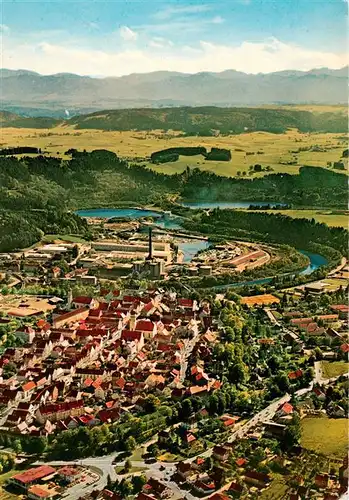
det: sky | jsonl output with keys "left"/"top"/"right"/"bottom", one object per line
{"left": 1, "top": 0, "right": 348, "bottom": 76}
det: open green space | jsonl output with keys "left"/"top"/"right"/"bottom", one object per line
{"left": 320, "top": 361, "right": 349, "bottom": 379}
{"left": 0, "top": 470, "right": 17, "bottom": 486}
{"left": 301, "top": 416, "right": 348, "bottom": 457}
{"left": 41, "top": 234, "right": 87, "bottom": 243}
{"left": 1, "top": 126, "right": 348, "bottom": 178}
{"left": 260, "top": 476, "right": 289, "bottom": 500}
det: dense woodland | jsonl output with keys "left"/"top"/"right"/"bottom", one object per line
{"left": 69, "top": 107, "right": 348, "bottom": 135}
{"left": 0, "top": 149, "right": 347, "bottom": 252}
{"left": 1, "top": 150, "right": 347, "bottom": 210}
{"left": 0, "top": 211, "right": 89, "bottom": 252}
{"left": 182, "top": 209, "right": 347, "bottom": 263}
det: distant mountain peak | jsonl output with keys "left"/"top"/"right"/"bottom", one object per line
{"left": 1, "top": 66, "right": 346, "bottom": 117}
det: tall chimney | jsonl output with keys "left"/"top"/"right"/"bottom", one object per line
{"left": 147, "top": 227, "right": 153, "bottom": 260}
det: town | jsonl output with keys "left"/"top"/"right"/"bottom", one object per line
{"left": 0, "top": 212, "right": 348, "bottom": 499}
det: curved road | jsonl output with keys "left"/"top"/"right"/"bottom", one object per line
{"left": 35, "top": 372, "right": 347, "bottom": 500}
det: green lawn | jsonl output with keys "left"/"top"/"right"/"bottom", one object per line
{"left": 260, "top": 476, "right": 289, "bottom": 500}
{"left": 301, "top": 416, "right": 349, "bottom": 457}
{"left": 115, "top": 465, "right": 146, "bottom": 475}
{"left": 321, "top": 361, "right": 349, "bottom": 379}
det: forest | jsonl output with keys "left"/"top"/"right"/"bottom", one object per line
{"left": 0, "top": 211, "right": 89, "bottom": 252}
{"left": 0, "top": 149, "right": 347, "bottom": 252}
{"left": 182, "top": 209, "right": 347, "bottom": 261}
{"left": 69, "top": 106, "right": 348, "bottom": 135}
{"left": 1, "top": 150, "right": 347, "bottom": 211}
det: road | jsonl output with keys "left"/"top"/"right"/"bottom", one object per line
{"left": 34, "top": 371, "right": 347, "bottom": 500}
{"left": 179, "top": 327, "right": 200, "bottom": 382}
{"left": 328, "top": 256, "right": 347, "bottom": 277}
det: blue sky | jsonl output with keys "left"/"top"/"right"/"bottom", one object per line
{"left": 1, "top": 0, "right": 347, "bottom": 75}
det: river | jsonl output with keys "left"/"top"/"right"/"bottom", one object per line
{"left": 76, "top": 206, "right": 328, "bottom": 277}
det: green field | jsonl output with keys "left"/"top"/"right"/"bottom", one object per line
{"left": 41, "top": 234, "right": 87, "bottom": 243}
{"left": 1, "top": 126, "right": 347, "bottom": 178}
{"left": 301, "top": 416, "right": 348, "bottom": 457}
{"left": 0, "top": 470, "right": 21, "bottom": 500}
{"left": 321, "top": 361, "right": 349, "bottom": 379}
{"left": 241, "top": 209, "right": 348, "bottom": 228}
{"left": 260, "top": 476, "right": 289, "bottom": 500}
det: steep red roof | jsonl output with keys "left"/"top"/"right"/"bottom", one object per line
{"left": 72, "top": 296, "right": 94, "bottom": 304}
{"left": 135, "top": 320, "right": 155, "bottom": 332}
{"left": 121, "top": 330, "right": 143, "bottom": 342}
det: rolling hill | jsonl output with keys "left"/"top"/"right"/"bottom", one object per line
{"left": 0, "top": 106, "right": 346, "bottom": 135}
{"left": 69, "top": 106, "right": 347, "bottom": 134}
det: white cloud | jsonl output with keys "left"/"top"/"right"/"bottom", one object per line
{"left": 154, "top": 4, "right": 210, "bottom": 20}
{"left": 2, "top": 37, "right": 346, "bottom": 77}
{"left": 212, "top": 16, "right": 224, "bottom": 24}
{"left": 87, "top": 22, "right": 99, "bottom": 30}
{"left": 0, "top": 24, "right": 10, "bottom": 32}
{"left": 149, "top": 37, "right": 174, "bottom": 48}
{"left": 119, "top": 26, "right": 138, "bottom": 42}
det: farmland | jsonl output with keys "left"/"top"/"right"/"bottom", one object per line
{"left": 0, "top": 126, "right": 347, "bottom": 178}
{"left": 301, "top": 416, "right": 348, "bottom": 457}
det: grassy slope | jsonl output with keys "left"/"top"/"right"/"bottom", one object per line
{"left": 1, "top": 127, "right": 348, "bottom": 178}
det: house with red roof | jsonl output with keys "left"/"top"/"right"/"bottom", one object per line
{"left": 135, "top": 319, "right": 157, "bottom": 339}
{"left": 27, "top": 484, "right": 57, "bottom": 499}
{"left": 288, "top": 369, "right": 303, "bottom": 380}
{"left": 120, "top": 330, "right": 144, "bottom": 352}
{"left": 244, "top": 470, "right": 271, "bottom": 488}
{"left": 142, "top": 477, "right": 171, "bottom": 498}
{"left": 276, "top": 402, "right": 294, "bottom": 417}
{"left": 57, "top": 466, "right": 81, "bottom": 483}
{"left": 9, "top": 465, "right": 56, "bottom": 492}
{"left": 72, "top": 296, "right": 99, "bottom": 309}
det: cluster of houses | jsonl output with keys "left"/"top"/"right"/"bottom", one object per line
{"left": 0, "top": 291, "right": 220, "bottom": 438}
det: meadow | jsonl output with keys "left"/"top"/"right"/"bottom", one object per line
{"left": 1, "top": 126, "right": 347, "bottom": 178}
{"left": 320, "top": 361, "right": 349, "bottom": 379}
{"left": 301, "top": 416, "right": 348, "bottom": 457}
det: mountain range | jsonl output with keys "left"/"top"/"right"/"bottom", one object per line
{"left": 0, "top": 67, "right": 347, "bottom": 118}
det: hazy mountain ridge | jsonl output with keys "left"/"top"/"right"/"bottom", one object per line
{"left": 0, "top": 67, "right": 347, "bottom": 118}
